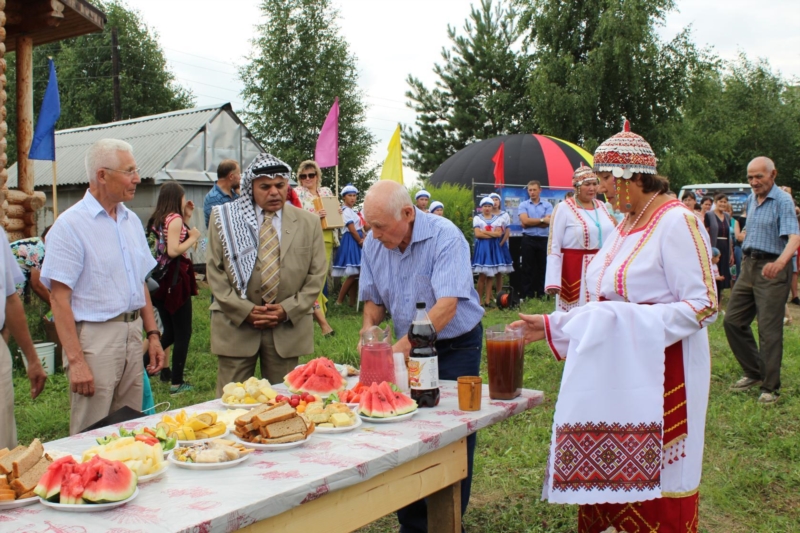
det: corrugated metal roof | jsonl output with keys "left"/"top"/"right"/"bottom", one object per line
{"left": 7, "top": 104, "right": 227, "bottom": 188}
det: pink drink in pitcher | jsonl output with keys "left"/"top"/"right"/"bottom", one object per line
{"left": 359, "top": 343, "right": 396, "bottom": 387}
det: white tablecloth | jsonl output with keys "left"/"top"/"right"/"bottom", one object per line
{"left": 1, "top": 381, "right": 543, "bottom": 533}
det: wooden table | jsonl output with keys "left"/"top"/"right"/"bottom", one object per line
{"left": 2, "top": 383, "right": 543, "bottom": 533}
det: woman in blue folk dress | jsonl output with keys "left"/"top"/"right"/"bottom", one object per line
{"left": 473, "top": 197, "right": 510, "bottom": 307}
{"left": 489, "top": 193, "right": 514, "bottom": 295}
{"left": 332, "top": 184, "right": 366, "bottom": 306}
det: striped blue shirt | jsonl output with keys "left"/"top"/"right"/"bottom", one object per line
{"left": 359, "top": 209, "right": 484, "bottom": 340}
{"left": 40, "top": 190, "right": 156, "bottom": 322}
{"left": 742, "top": 185, "right": 799, "bottom": 256}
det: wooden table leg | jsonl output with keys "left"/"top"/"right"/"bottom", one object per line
{"left": 427, "top": 478, "right": 461, "bottom": 533}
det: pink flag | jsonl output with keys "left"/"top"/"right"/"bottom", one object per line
{"left": 315, "top": 97, "right": 339, "bottom": 168}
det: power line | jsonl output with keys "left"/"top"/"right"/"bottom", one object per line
{"left": 164, "top": 47, "right": 244, "bottom": 68}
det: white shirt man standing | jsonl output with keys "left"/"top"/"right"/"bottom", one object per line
{"left": 41, "top": 139, "right": 166, "bottom": 435}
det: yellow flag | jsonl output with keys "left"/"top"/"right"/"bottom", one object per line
{"left": 379, "top": 125, "right": 404, "bottom": 183}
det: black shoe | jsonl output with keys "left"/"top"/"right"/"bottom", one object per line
{"left": 160, "top": 368, "right": 172, "bottom": 382}
{"left": 791, "top": 297, "right": 800, "bottom": 306}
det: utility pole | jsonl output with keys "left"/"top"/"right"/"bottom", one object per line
{"left": 111, "top": 27, "right": 121, "bottom": 121}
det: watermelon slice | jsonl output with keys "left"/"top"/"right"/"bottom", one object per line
{"left": 284, "top": 357, "right": 347, "bottom": 396}
{"left": 81, "top": 456, "right": 137, "bottom": 504}
{"left": 391, "top": 390, "right": 418, "bottom": 415}
{"left": 359, "top": 386, "right": 374, "bottom": 417}
{"left": 368, "top": 382, "right": 397, "bottom": 418}
{"left": 59, "top": 463, "right": 86, "bottom": 505}
{"left": 34, "top": 455, "right": 77, "bottom": 502}
{"left": 379, "top": 381, "right": 400, "bottom": 412}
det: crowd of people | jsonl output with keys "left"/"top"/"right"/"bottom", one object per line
{"left": 0, "top": 125, "right": 798, "bottom": 532}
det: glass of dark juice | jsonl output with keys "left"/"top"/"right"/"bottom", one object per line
{"left": 486, "top": 325, "right": 524, "bottom": 400}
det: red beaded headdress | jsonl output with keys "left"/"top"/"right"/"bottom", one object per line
{"left": 593, "top": 119, "right": 657, "bottom": 179}
{"left": 572, "top": 163, "right": 597, "bottom": 188}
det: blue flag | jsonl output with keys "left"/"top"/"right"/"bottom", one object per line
{"left": 29, "top": 59, "right": 61, "bottom": 161}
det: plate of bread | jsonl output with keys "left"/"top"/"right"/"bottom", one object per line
{"left": 304, "top": 402, "right": 361, "bottom": 434}
{"left": 0, "top": 438, "right": 52, "bottom": 509}
{"left": 232, "top": 401, "right": 315, "bottom": 449}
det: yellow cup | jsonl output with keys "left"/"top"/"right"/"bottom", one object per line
{"left": 457, "top": 376, "right": 483, "bottom": 411}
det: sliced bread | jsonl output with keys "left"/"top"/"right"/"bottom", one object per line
{"left": 0, "top": 446, "right": 26, "bottom": 476}
{"left": 265, "top": 417, "right": 307, "bottom": 439}
{"left": 261, "top": 433, "right": 306, "bottom": 444}
{"left": 11, "top": 439, "right": 43, "bottom": 479}
{"left": 253, "top": 404, "right": 295, "bottom": 428}
{"left": 11, "top": 456, "right": 51, "bottom": 496}
{"left": 234, "top": 403, "right": 272, "bottom": 427}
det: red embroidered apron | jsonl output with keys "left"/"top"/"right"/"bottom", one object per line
{"left": 559, "top": 248, "right": 598, "bottom": 306}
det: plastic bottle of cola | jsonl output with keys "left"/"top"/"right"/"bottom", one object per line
{"left": 408, "top": 302, "right": 440, "bottom": 407}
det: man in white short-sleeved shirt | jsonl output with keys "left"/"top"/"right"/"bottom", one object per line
{"left": 41, "top": 139, "right": 165, "bottom": 435}
{"left": 0, "top": 230, "right": 46, "bottom": 449}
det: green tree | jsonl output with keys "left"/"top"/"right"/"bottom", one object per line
{"left": 404, "top": 0, "right": 534, "bottom": 176}
{"left": 517, "top": 0, "right": 706, "bottom": 154}
{"left": 6, "top": 0, "right": 194, "bottom": 164}
{"left": 660, "top": 55, "right": 800, "bottom": 191}
{"left": 239, "top": 0, "right": 375, "bottom": 192}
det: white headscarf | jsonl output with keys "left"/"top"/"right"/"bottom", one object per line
{"left": 213, "top": 153, "right": 292, "bottom": 298}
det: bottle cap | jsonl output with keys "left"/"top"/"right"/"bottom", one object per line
{"left": 416, "top": 302, "right": 425, "bottom": 309}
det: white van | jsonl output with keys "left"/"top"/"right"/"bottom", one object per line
{"left": 678, "top": 183, "right": 752, "bottom": 215}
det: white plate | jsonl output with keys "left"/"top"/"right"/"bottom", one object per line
{"left": 167, "top": 450, "right": 250, "bottom": 470}
{"left": 38, "top": 488, "right": 138, "bottom": 512}
{"left": 359, "top": 410, "right": 417, "bottom": 423}
{"left": 314, "top": 414, "right": 363, "bottom": 434}
{"left": 0, "top": 496, "right": 39, "bottom": 510}
{"left": 137, "top": 462, "right": 168, "bottom": 482}
{"left": 219, "top": 400, "right": 268, "bottom": 410}
{"left": 176, "top": 428, "right": 229, "bottom": 445}
{"left": 231, "top": 434, "right": 311, "bottom": 450}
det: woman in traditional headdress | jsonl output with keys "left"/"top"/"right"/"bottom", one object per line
{"left": 295, "top": 160, "right": 335, "bottom": 336}
{"left": 512, "top": 120, "right": 717, "bottom": 533}
{"left": 545, "top": 165, "right": 616, "bottom": 312}
{"left": 429, "top": 201, "right": 444, "bottom": 216}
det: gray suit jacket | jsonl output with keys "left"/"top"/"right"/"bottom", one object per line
{"left": 207, "top": 204, "right": 326, "bottom": 359}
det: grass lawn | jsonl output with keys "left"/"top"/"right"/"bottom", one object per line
{"left": 11, "top": 287, "right": 800, "bottom": 532}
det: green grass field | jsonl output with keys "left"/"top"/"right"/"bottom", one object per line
{"left": 10, "top": 288, "right": 800, "bottom": 532}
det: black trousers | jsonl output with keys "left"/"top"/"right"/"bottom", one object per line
{"left": 153, "top": 297, "right": 193, "bottom": 385}
{"left": 521, "top": 235, "right": 548, "bottom": 298}
{"left": 397, "top": 323, "right": 483, "bottom": 533}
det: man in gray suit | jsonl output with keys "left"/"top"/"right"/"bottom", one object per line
{"left": 207, "top": 153, "right": 326, "bottom": 394}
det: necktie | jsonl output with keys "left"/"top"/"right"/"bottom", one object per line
{"left": 260, "top": 212, "right": 280, "bottom": 303}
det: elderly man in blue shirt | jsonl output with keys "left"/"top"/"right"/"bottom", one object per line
{"left": 517, "top": 180, "right": 553, "bottom": 299}
{"left": 724, "top": 156, "right": 800, "bottom": 404}
{"left": 359, "top": 180, "right": 484, "bottom": 532}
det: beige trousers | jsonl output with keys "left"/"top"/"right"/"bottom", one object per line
{"left": 68, "top": 319, "right": 144, "bottom": 435}
{"left": 215, "top": 328, "right": 298, "bottom": 397}
{"left": 0, "top": 339, "right": 17, "bottom": 449}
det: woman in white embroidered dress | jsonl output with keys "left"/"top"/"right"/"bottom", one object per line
{"left": 545, "top": 164, "right": 616, "bottom": 312}
{"left": 512, "top": 121, "right": 717, "bottom": 533}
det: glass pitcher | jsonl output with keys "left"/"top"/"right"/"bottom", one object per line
{"left": 359, "top": 325, "right": 396, "bottom": 387}
{"left": 485, "top": 325, "right": 524, "bottom": 400}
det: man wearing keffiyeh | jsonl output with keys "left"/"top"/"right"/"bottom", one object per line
{"left": 206, "top": 153, "right": 327, "bottom": 395}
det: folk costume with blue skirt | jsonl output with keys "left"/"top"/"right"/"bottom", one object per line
{"left": 472, "top": 214, "right": 513, "bottom": 276}
{"left": 332, "top": 206, "right": 364, "bottom": 278}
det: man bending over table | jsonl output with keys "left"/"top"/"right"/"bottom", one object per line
{"left": 359, "top": 180, "right": 484, "bottom": 532}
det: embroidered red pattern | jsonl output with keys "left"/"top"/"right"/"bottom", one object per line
{"left": 552, "top": 421, "right": 662, "bottom": 492}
